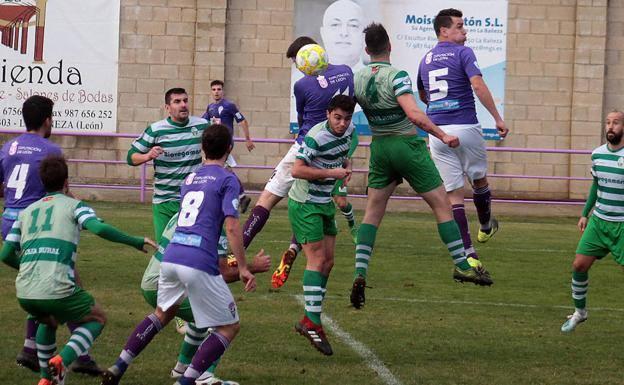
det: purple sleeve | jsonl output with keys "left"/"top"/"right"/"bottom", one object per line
{"left": 221, "top": 175, "right": 240, "bottom": 218}
{"left": 461, "top": 47, "right": 482, "bottom": 79}
{"left": 294, "top": 80, "right": 305, "bottom": 123}
{"left": 0, "top": 146, "right": 5, "bottom": 184}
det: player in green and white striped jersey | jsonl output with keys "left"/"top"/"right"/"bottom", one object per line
{"left": 562, "top": 111, "right": 624, "bottom": 332}
{"left": 0, "top": 156, "right": 155, "bottom": 385}
{"left": 127, "top": 88, "right": 209, "bottom": 242}
{"left": 139, "top": 213, "right": 270, "bottom": 385}
{"left": 288, "top": 95, "right": 357, "bottom": 356}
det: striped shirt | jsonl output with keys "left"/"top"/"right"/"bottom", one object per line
{"left": 591, "top": 144, "right": 624, "bottom": 222}
{"left": 289, "top": 120, "right": 355, "bottom": 204}
{"left": 129, "top": 116, "right": 209, "bottom": 204}
{"left": 6, "top": 193, "right": 98, "bottom": 299}
{"left": 354, "top": 62, "right": 417, "bottom": 137}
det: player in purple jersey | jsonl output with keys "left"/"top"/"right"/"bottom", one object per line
{"left": 0, "top": 96, "right": 102, "bottom": 377}
{"left": 102, "top": 125, "right": 259, "bottom": 385}
{"left": 417, "top": 8, "right": 508, "bottom": 263}
{"left": 202, "top": 79, "right": 253, "bottom": 214}
{"left": 242, "top": 37, "right": 358, "bottom": 288}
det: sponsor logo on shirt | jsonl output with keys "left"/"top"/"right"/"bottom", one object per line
{"left": 229, "top": 301, "right": 237, "bottom": 319}
{"left": 9, "top": 141, "right": 18, "bottom": 155}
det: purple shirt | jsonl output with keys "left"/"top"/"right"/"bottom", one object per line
{"left": 163, "top": 164, "right": 240, "bottom": 275}
{"left": 294, "top": 63, "right": 354, "bottom": 144}
{"left": 0, "top": 133, "right": 62, "bottom": 209}
{"left": 202, "top": 99, "right": 245, "bottom": 137}
{"left": 417, "top": 42, "right": 481, "bottom": 125}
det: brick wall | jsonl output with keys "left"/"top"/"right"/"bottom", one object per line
{"left": 60, "top": 0, "right": 619, "bottom": 203}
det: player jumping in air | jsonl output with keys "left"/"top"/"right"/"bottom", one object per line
{"left": 561, "top": 110, "right": 624, "bottom": 332}
{"left": 417, "top": 8, "right": 508, "bottom": 263}
{"left": 350, "top": 23, "right": 493, "bottom": 310}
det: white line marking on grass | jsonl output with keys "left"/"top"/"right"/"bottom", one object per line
{"left": 294, "top": 295, "right": 404, "bottom": 385}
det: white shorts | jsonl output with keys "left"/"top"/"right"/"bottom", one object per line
{"left": 429, "top": 124, "right": 488, "bottom": 192}
{"left": 157, "top": 262, "right": 239, "bottom": 328}
{"left": 225, "top": 154, "right": 237, "bottom": 168}
{"left": 264, "top": 142, "right": 301, "bottom": 197}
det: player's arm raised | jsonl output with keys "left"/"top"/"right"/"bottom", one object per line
{"left": 470, "top": 75, "right": 508, "bottom": 138}
{"left": 396, "top": 93, "right": 459, "bottom": 148}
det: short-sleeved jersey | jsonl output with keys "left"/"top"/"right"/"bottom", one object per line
{"left": 201, "top": 99, "right": 245, "bottom": 137}
{"left": 163, "top": 164, "right": 240, "bottom": 275}
{"left": 0, "top": 133, "right": 62, "bottom": 209}
{"left": 5, "top": 193, "right": 98, "bottom": 299}
{"left": 590, "top": 144, "right": 624, "bottom": 222}
{"left": 417, "top": 42, "right": 481, "bottom": 125}
{"left": 354, "top": 62, "right": 417, "bottom": 137}
{"left": 129, "top": 117, "right": 208, "bottom": 204}
{"left": 289, "top": 120, "right": 355, "bottom": 204}
{"left": 294, "top": 64, "right": 354, "bottom": 144}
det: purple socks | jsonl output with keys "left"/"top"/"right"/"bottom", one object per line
{"left": 452, "top": 204, "right": 477, "bottom": 259}
{"left": 243, "top": 205, "right": 270, "bottom": 249}
{"left": 178, "top": 332, "right": 230, "bottom": 385}
{"left": 473, "top": 185, "right": 492, "bottom": 230}
{"left": 112, "top": 313, "right": 163, "bottom": 375}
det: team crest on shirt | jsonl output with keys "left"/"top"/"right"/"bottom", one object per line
{"left": 232, "top": 198, "right": 239, "bottom": 210}
{"left": 185, "top": 173, "right": 196, "bottom": 185}
{"left": 191, "top": 127, "right": 199, "bottom": 136}
{"left": 425, "top": 52, "right": 433, "bottom": 64}
{"left": 229, "top": 302, "right": 237, "bottom": 319}
{"left": 618, "top": 157, "right": 624, "bottom": 168}
{"left": 317, "top": 75, "right": 328, "bottom": 88}
{"left": 8, "top": 141, "right": 18, "bottom": 155}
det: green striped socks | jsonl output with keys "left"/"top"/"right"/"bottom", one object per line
{"left": 60, "top": 321, "right": 103, "bottom": 366}
{"left": 36, "top": 324, "right": 56, "bottom": 380}
{"left": 572, "top": 271, "right": 589, "bottom": 310}
{"left": 438, "top": 220, "right": 471, "bottom": 270}
{"left": 355, "top": 223, "right": 377, "bottom": 278}
{"left": 303, "top": 270, "right": 328, "bottom": 325}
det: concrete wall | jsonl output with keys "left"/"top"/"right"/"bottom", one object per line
{"left": 56, "top": 0, "right": 620, "bottom": 203}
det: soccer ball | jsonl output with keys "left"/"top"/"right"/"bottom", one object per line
{"left": 295, "top": 44, "right": 329, "bottom": 76}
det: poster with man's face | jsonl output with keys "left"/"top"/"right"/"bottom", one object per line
{"left": 291, "top": 0, "right": 508, "bottom": 139}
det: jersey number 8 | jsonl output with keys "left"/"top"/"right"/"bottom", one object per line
{"left": 178, "top": 191, "right": 204, "bottom": 227}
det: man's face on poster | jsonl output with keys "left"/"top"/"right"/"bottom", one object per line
{"left": 320, "top": 0, "right": 365, "bottom": 67}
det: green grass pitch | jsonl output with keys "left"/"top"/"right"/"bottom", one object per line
{"left": 1, "top": 202, "right": 623, "bottom": 385}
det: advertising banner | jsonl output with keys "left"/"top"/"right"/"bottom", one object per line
{"left": 291, "top": 0, "right": 507, "bottom": 139}
{"left": 0, "top": 0, "right": 120, "bottom": 132}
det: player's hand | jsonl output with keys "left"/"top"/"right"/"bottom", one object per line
{"left": 250, "top": 249, "right": 271, "bottom": 273}
{"left": 141, "top": 237, "right": 158, "bottom": 253}
{"left": 246, "top": 139, "right": 255, "bottom": 152}
{"left": 147, "top": 146, "right": 164, "bottom": 160}
{"left": 578, "top": 216, "right": 588, "bottom": 233}
{"left": 239, "top": 267, "right": 256, "bottom": 292}
{"left": 329, "top": 168, "right": 350, "bottom": 180}
{"left": 442, "top": 134, "right": 460, "bottom": 148}
{"left": 496, "top": 119, "right": 509, "bottom": 139}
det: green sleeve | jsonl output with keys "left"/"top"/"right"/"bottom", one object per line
{"left": 582, "top": 178, "right": 598, "bottom": 217}
{"left": 127, "top": 147, "right": 140, "bottom": 166}
{"left": 83, "top": 217, "right": 145, "bottom": 250}
{"left": 0, "top": 242, "right": 19, "bottom": 270}
{"left": 347, "top": 129, "right": 359, "bottom": 158}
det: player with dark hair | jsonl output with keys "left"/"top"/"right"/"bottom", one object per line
{"left": 0, "top": 156, "right": 155, "bottom": 385}
{"left": 350, "top": 23, "right": 492, "bottom": 310}
{"left": 127, "top": 88, "right": 209, "bottom": 242}
{"left": 290, "top": 95, "right": 357, "bottom": 355}
{"left": 103, "top": 125, "right": 258, "bottom": 385}
{"left": 418, "top": 8, "right": 508, "bottom": 264}
{"left": 242, "top": 36, "right": 358, "bottom": 289}
{"left": 1, "top": 95, "right": 104, "bottom": 376}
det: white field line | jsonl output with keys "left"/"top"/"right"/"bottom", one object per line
{"left": 294, "top": 295, "right": 404, "bottom": 385}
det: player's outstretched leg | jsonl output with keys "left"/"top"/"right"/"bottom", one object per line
{"left": 66, "top": 322, "right": 102, "bottom": 376}
{"left": 452, "top": 203, "right": 478, "bottom": 259}
{"left": 102, "top": 313, "right": 164, "bottom": 385}
{"left": 473, "top": 184, "right": 498, "bottom": 243}
{"left": 50, "top": 321, "right": 104, "bottom": 385}
{"left": 271, "top": 235, "right": 300, "bottom": 288}
{"left": 242, "top": 205, "right": 270, "bottom": 249}
{"left": 561, "top": 255, "right": 594, "bottom": 334}
{"left": 16, "top": 318, "right": 39, "bottom": 372}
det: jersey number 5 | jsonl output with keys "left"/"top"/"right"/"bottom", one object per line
{"left": 7, "top": 163, "right": 29, "bottom": 199}
{"left": 178, "top": 191, "right": 204, "bottom": 227}
{"left": 428, "top": 68, "right": 449, "bottom": 102}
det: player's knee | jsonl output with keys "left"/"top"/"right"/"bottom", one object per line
{"left": 572, "top": 256, "right": 592, "bottom": 272}
{"left": 473, "top": 177, "right": 488, "bottom": 189}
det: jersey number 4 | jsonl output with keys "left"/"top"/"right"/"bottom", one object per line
{"left": 428, "top": 68, "right": 449, "bottom": 102}
{"left": 7, "top": 163, "right": 30, "bottom": 199}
